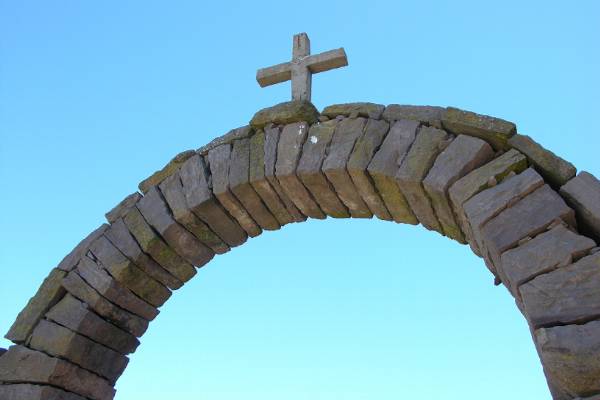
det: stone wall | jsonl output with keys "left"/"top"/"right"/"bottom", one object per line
{"left": 1, "top": 100, "right": 599, "bottom": 400}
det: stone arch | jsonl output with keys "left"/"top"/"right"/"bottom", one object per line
{"left": 1, "top": 101, "right": 600, "bottom": 400}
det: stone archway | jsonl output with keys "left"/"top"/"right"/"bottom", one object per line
{"left": 1, "top": 101, "right": 599, "bottom": 400}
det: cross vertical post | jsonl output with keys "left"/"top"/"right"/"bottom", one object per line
{"left": 292, "top": 33, "right": 311, "bottom": 101}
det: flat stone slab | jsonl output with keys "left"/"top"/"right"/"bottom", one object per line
{"left": 57, "top": 224, "right": 109, "bottom": 272}
{"left": 561, "top": 171, "right": 600, "bottom": 241}
{"left": 138, "top": 149, "right": 196, "bottom": 194}
{"left": 197, "top": 125, "right": 252, "bottom": 156}
{"left": 521, "top": 252, "right": 600, "bottom": 328}
{"left": 250, "top": 100, "right": 319, "bottom": 130}
{"left": 321, "top": 102, "right": 385, "bottom": 119}
{"left": 423, "top": 135, "right": 494, "bottom": 242}
{"left": 442, "top": 107, "right": 516, "bottom": 150}
{"left": 0, "top": 384, "right": 87, "bottom": 400}
{"left": 105, "top": 192, "right": 141, "bottom": 224}
{"left": 382, "top": 105, "right": 444, "bottom": 128}
{"left": 368, "top": 119, "right": 420, "bottom": 224}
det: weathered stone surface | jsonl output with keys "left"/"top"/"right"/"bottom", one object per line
{"left": 367, "top": 119, "right": 420, "bottom": 224}
{"left": 423, "top": 135, "right": 494, "bottom": 242}
{"left": 249, "top": 130, "right": 295, "bottom": 225}
{"left": 30, "top": 319, "right": 128, "bottom": 383}
{"left": 76, "top": 257, "right": 158, "bottom": 321}
{"left": 481, "top": 185, "right": 576, "bottom": 273}
{"left": 88, "top": 235, "right": 171, "bottom": 307}
{"left": 382, "top": 105, "right": 445, "bottom": 128}
{"left": 250, "top": 100, "right": 319, "bottom": 129}
{"left": 159, "top": 173, "right": 229, "bottom": 254}
{"left": 105, "top": 218, "right": 183, "bottom": 290}
{"left": 138, "top": 149, "right": 196, "bottom": 194}
{"left": 561, "top": 171, "right": 600, "bottom": 241}
{"left": 208, "top": 144, "right": 263, "bottom": 236}
{"left": 276, "top": 122, "right": 325, "bottom": 219}
{"left": 321, "top": 102, "right": 385, "bottom": 119}
{"left": 0, "top": 345, "right": 115, "bottom": 400}
{"left": 522, "top": 253, "right": 600, "bottom": 328}
{"left": 0, "top": 384, "right": 87, "bottom": 400}
{"left": 230, "top": 138, "right": 281, "bottom": 230}
{"left": 105, "top": 192, "right": 142, "bottom": 224}
{"left": 122, "top": 207, "right": 197, "bottom": 283}
{"left": 57, "top": 224, "right": 109, "bottom": 272}
{"left": 197, "top": 126, "right": 252, "bottom": 156}
{"left": 449, "top": 149, "right": 528, "bottom": 238}
{"left": 46, "top": 294, "right": 139, "bottom": 355}
{"left": 442, "top": 107, "right": 516, "bottom": 150}
{"left": 179, "top": 154, "right": 248, "bottom": 246}
{"left": 499, "top": 224, "right": 595, "bottom": 297}
{"left": 297, "top": 119, "right": 349, "bottom": 218}
{"left": 347, "top": 119, "right": 391, "bottom": 220}
{"left": 5, "top": 268, "right": 67, "bottom": 344}
{"left": 62, "top": 271, "right": 148, "bottom": 337}
{"left": 508, "top": 134, "right": 576, "bottom": 188}
{"left": 397, "top": 126, "right": 450, "bottom": 232}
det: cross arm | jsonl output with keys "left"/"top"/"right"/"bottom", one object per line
{"left": 256, "top": 61, "right": 292, "bottom": 87}
{"left": 306, "top": 48, "right": 348, "bottom": 74}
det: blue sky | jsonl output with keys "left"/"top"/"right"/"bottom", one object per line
{"left": 1, "top": 1, "right": 599, "bottom": 399}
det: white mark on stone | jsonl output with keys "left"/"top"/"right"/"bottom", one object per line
{"left": 310, "top": 136, "right": 318, "bottom": 144}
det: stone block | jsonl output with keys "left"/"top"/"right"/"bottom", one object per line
{"left": 423, "top": 135, "right": 494, "bottom": 242}
{"left": 138, "top": 149, "right": 196, "bottom": 194}
{"left": 0, "top": 345, "right": 115, "bottom": 400}
{"left": 367, "top": 119, "right": 420, "bottom": 224}
{"left": 197, "top": 125, "right": 253, "bottom": 156}
{"left": 250, "top": 100, "right": 319, "bottom": 129}
{"left": 396, "top": 126, "right": 449, "bottom": 232}
{"left": 0, "top": 384, "right": 87, "bottom": 400}
{"left": 442, "top": 107, "right": 516, "bottom": 150}
{"left": 321, "top": 102, "right": 385, "bottom": 119}
{"left": 382, "top": 105, "right": 445, "bottom": 128}
{"left": 105, "top": 192, "right": 141, "bottom": 224}
{"left": 561, "top": 171, "right": 600, "bottom": 241}
{"left": 57, "top": 224, "right": 109, "bottom": 272}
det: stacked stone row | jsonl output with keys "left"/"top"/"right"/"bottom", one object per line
{"left": 1, "top": 101, "right": 600, "bottom": 400}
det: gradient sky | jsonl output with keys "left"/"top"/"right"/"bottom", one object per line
{"left": 1, "top": 1, "right": 599, "bottom": 399}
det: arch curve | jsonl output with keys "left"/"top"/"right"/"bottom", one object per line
{"left": 1, "top": 101, "right": 600, "bottom": 400}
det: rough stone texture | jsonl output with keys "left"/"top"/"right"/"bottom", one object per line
{"left": 522, "top": 252, "right": 600, "bottom": 328}
{"left": 250, "top": 100, "right": 319, "bottom": 129}
{"left": 197, "top": 125, "right": 252, "bottom": 156}
{"left": 62, "top": 271, "right": 148, "bottom": 338}
{"left": 159, "top": 173, "right": 229, "bottom": 254}
{"left": 0, "top": 384, "right": 87, "bottom": 400}
{"left": 382, "top": 105, "right": 445, "bottom": 128}
{"left": 249, "top": 130, "right": 295, "bottom": 225}
{"left": 0, "top": 345, "right": 115, "bottom": 400}
{"left": 104, "top": 218, "right": 183, "bottom": 290}
{"left": 230, "top": 138, "right": 281, "bottom": 230}
{"left": 29, "top": 319, "right": 128, "bottom": 383}
{"left": 208, "top": 144, "right": 263, "bottom": 236}
{"left": 560, "top": 171, "right": 600, "bottom": 241}
{"left": 138, "top": 149, "right": 196, "bottom": 194}
{"left": 367, "top": 119, "right": 420, "bottom": 224}
{"left": 5, "top": 268, "right": 67, "bottom": 344}
{"left": 397, "top": 126, "right": 450, "bottom": 232}
{"left": 122, "top": 206, "right": 197, "bottom": 283}
{"left": 498, "top": 224, "right": 596, "bottom": 298}
{"left": 46, "top": 294, "right": 139, "bottom": 355}
{"left": 179, "top": 154, "right": 248, "bottom": 246}
{"left": 442, "top": 107, "right": 516, "bottom": 150}
{"left": 105, "top": 192, "right": 142, "bottom": 224}
{"left": 276, "top": 122, "right": 325, "bottom": 219}
{"left": 57, "top": 224, "right": 109, "bottom": 272}
{"left": 321, "top": 102, "right": 385, "bottom": 119}
{"left": 423, "top": 135, "right": 494, "bottom": 242}
{"left": 322, "top": 117, "right": 373, "bottom": 218}
{"left": 297, "top": 119, "right": 350, "bottom": 218}
{"left": 88, "top": 235, "right": 171, "bottom": 307}
{"left": 508, "top": 134, "right": 576, "bottom": 188}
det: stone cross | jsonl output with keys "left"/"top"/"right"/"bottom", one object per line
{"left": 256, "top": 33, "right": 348, "bottom": 102}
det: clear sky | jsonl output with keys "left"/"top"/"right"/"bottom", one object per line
{"left": 1, "top": 1, "right": 599, "bottom": 399}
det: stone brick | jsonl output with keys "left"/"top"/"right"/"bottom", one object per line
{"left": 88, "top": 235, "right": 171, "bottom": 307}
{"left": 396, "top": 126, "right": 450, "bottom": 232}
{"left": 105, "top": 192, "right": 141, "bottom": 224}
{"left": 250, "top": 100, "right": 319, "bottom": 130}
{"left": 508, "top": 134, "right": 576, "bottom": 188}
{"left": 46, "top": 294, "right": 139, "bottom": 355}
{"left": 159, "top": 173, "right": 229, "bottom": 254}
{"left": 367, "top": 119, "right": 420, "bottom": 224}
{"left": 179, "top": 154, "right": 248, "bottom": 246}
{"left": 57, "top": 224, "right": 109, "bottom": 272}
{"left": 0, "top": 345, "right": 115, "bottom": 400}
{"left": 423, "top": 135, "right": 494, "bottom": 242}
{"left": 197, "top": 126, "right": 253, "bottom": 156}
{"left": 62, "top": 271, "right": 148, "bottom": 337}
{"left": 208, "top": 144, "right": 263, "bottom": 236}
{"left": 297, "top": 119, "right": 350, "bottom": 218}
{"left": 5, "top": 268, "right": 67, "bottom": 344}
{"left": 561, "top": 171, "right": 600, "bottom": 241}
{"left": 138, "top": 149, "right": 196, "bottom": 194}
{"left": 0, "top": 384, "right": 87, "bottom": 400}
{"left": 276, "top": 122, "right": 325, "bottom": 219}
{"left": 30, "top": 319, "right": 128, "bottom": 384}
{"left": 230, "top": 138, "right": 281, "bottom": 230}
{"left": 442, "top": 107, "right": 516, "bottom": 150}
{"left": 521, "top": 253, "right": 600, "bottom": 328}
{"left": 382, "top": 105, "right": 445, "bottom": 128}
{"left": 122, "top": 207, "right": 197, "bottom": 283}
{"left": 321, "top": 102, "right": 385, "bottom": 119}
{"left": 498, "top": 224, "right": 595, "bottom": 297}
{"left": 322, "top": 117, "right": 373, "bottom": 218}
